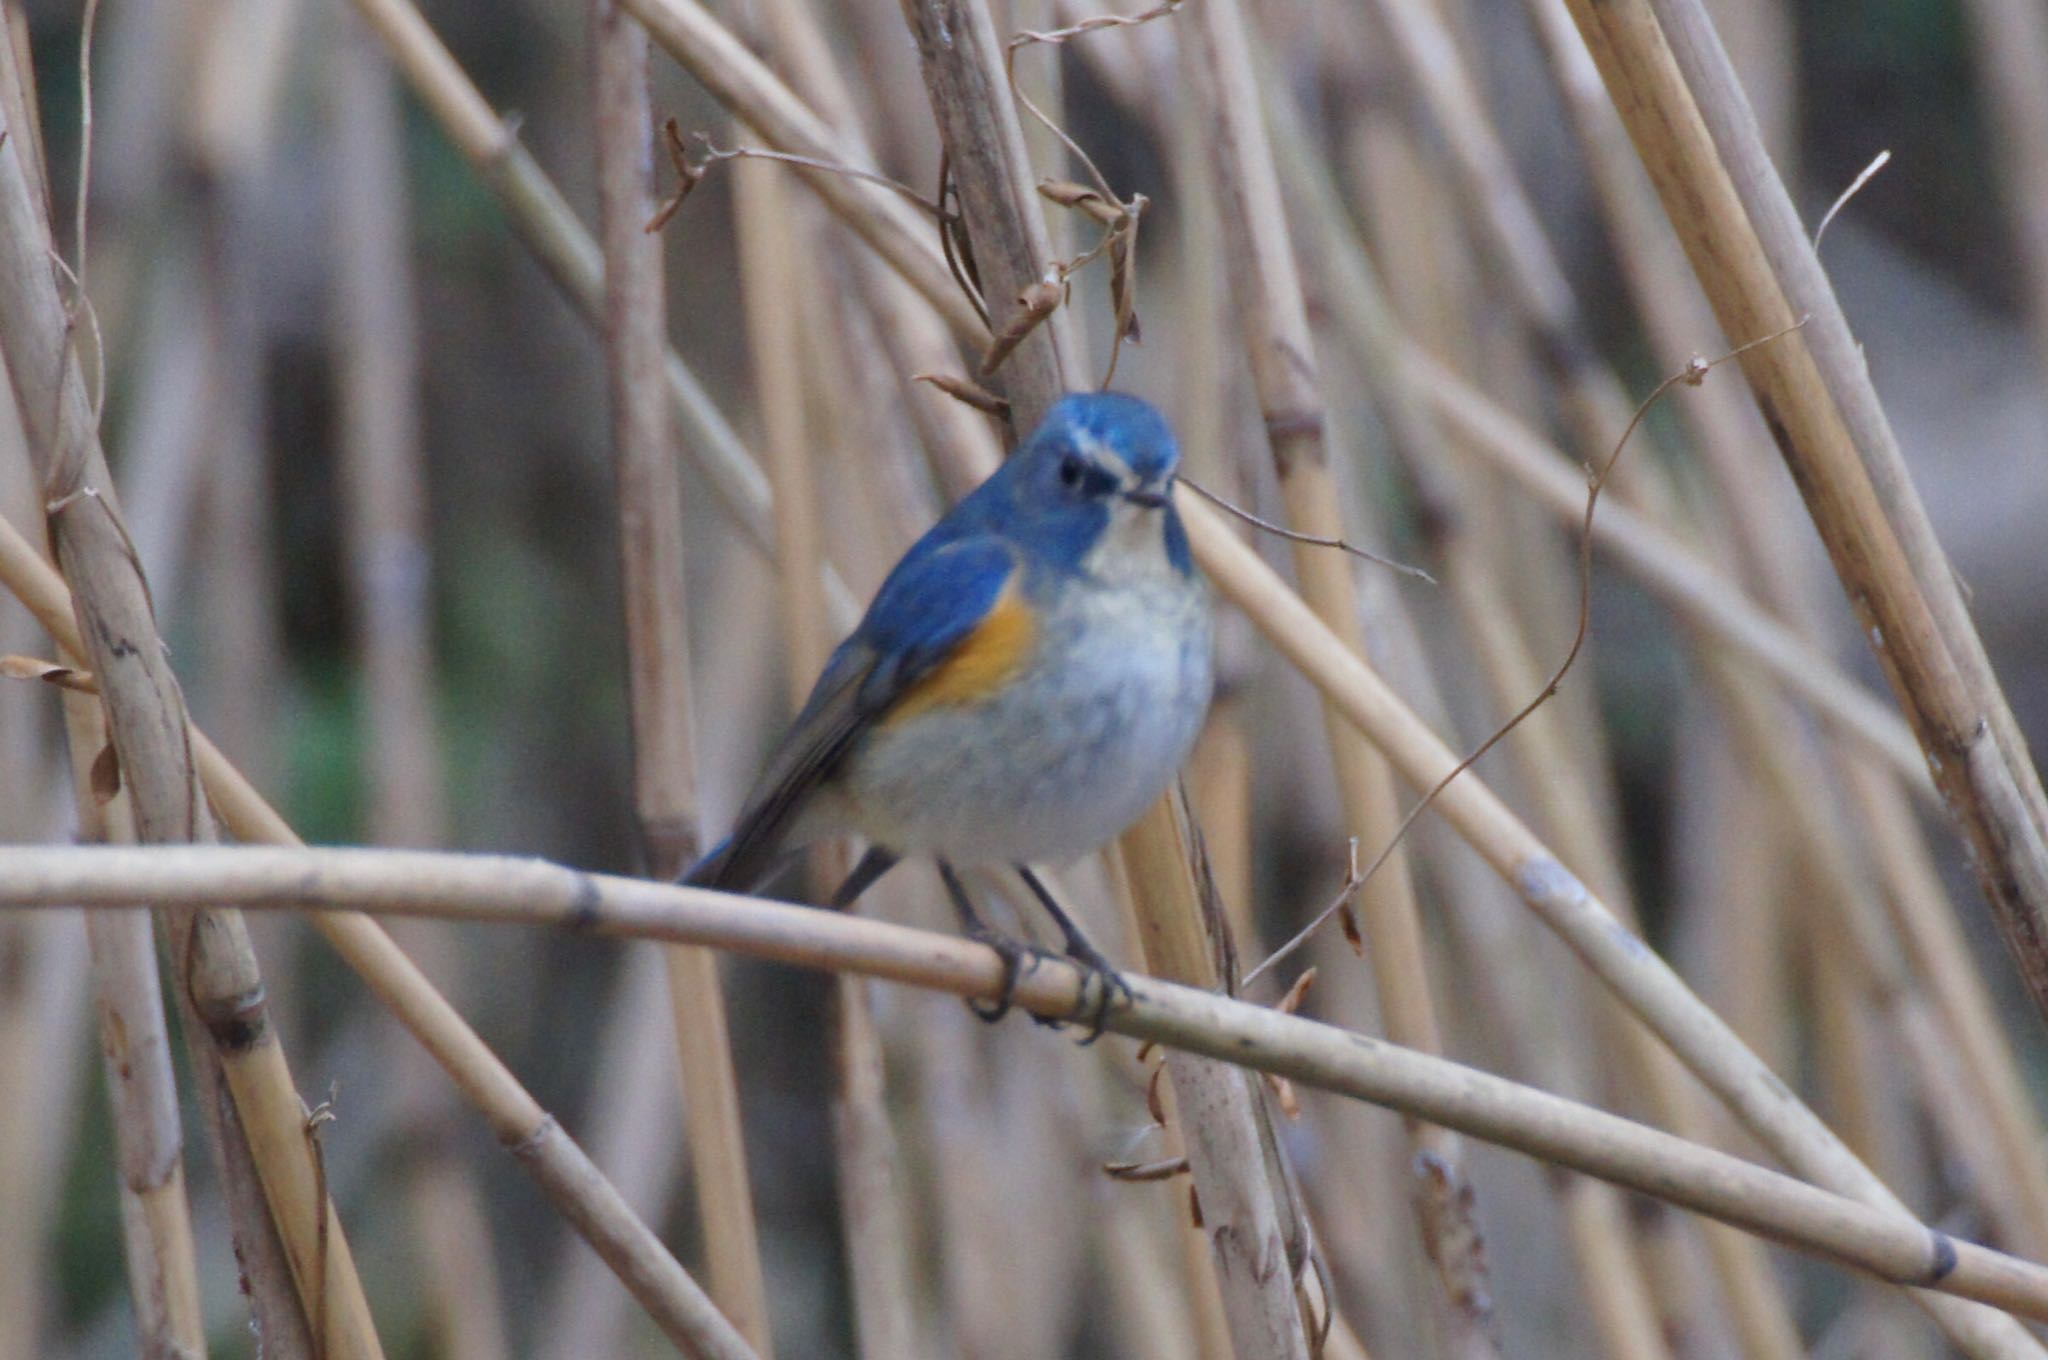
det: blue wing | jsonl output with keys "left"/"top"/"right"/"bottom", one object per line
{"left": 685, "top": 535, "right": 1021, "bottom": 891}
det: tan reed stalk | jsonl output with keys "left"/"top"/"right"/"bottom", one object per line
{"left": 1120, "top": 800, "right": 1315, "bottom": 1359}
{"left": 590, "top": 3, "right": 775, "bottom": 1349}
{"left": 1523, "top": 0, "right": 2048, "bottom": 1253}
{"left": 24, "top": 841, "right": 2048, "bottom": 1324}
{"left": 731, "top": 113, "right": 919, "bottom": 1357}
{"left": 1567, "top": 0, "right": 2048, "bottom": 1040}
{"left": 327, "top": 24, "right": 511, "bottom": 1360}
{"left": 738, "top": 0, "right": 1002, "bottom": 514}
{"left": 64, "top": 696, "right": 207, "bottom": 1360}
{"left": 1356, "top": 0, "right": 1651, "bottom": 476}
{"left": 341, "top": 0, "right": 792, "bottom": 572}
{"left": 899, "top": 0, "right": 1073, "bottom": 430}
{"left": 1177, "top": 3, "right": 1500, "bottom": 1349}
{"left": 1959, "top": 0, "right": 2048, "bottom": 376}
{"left": 1516, "top": 0, "right": 2048, "bottom": 1252}
{"left": 0, "top": 476, "right": 759, "bottom": 1360}
{"left": 0, "top": 36, "right": 383, "bottom": 1357}
{"left": 534, "top": 948, "right": 687, "bottom": 1360}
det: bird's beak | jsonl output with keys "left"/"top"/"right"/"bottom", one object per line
{"left": 1122, "top": 486, "right": 1170, "bottom": 509}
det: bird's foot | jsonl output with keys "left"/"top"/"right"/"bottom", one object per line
{"left": 964, "top": 925, "right": 1036, "bottom": 1023}
{"left": 1059, "top": 933, "right": 1133, "bottom": 1046}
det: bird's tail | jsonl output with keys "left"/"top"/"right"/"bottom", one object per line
{"left": 680, "top": 829, "right": 783, "bottom": 893}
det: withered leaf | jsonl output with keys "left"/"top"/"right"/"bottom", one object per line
{"left": 912, "top": 372, "right": 1010, "bottom": 417}
{"left": 90, "top": 741, "right": 121, "bottom": 805}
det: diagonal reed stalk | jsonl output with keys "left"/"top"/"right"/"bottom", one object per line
{"left": 1569, "top": 0, "right": 2048, "bottom": 1049}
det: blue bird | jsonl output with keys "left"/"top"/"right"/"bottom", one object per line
{"left": 686, "top": 391, "right": 1215, "bottom": 1029}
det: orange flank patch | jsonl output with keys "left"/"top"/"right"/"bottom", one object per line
{"left": 887, "top": 586, "right": 1038, "bottom": 722}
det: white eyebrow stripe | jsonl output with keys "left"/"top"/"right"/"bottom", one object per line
{"left": 1075, "top": 429, "right": 1135, "bottom": 481}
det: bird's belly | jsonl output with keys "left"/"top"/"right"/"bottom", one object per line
{"left": 841, "top": 584, "right": 1212, "bottom": 865}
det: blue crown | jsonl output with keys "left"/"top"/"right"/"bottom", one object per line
{"left": 1037, "top": 392, "right": 1180, "bottom": 482}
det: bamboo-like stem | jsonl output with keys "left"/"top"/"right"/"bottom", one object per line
{"left": 1122, "top": 799, "right": 1314, "bottom": 1360}
{"left": 18, "top": 841, "right": 2048, "bottom": 1326}
{"left": 1178, "top": 1, "right": 1499, "bottom": 1348}
{"left": 898, "top": 0, "right": 1071, "bottom": 431}
{"left": 1360, "top": 0, "right": 1649, "bottom": 474}
{"left": 65, "top": 697, "right": 207, "bottom": 1360}
{"left": 0, "top": 524, "right": 758, "bottom": 1360}
{"left": 1571, "top": 0, "right": 2048, "bottom": 1042}
{"left": 1404, "top": 345, "right": 1928, "bottom": 796}
{"left": 1515, "top": 0, "right": 2048, "bottom": 1254}
{"left": 0, "top": 34, "right": 382, "bottom": 1357}
{"left": 590, "top": 3, "right": 774, "bottom": 1350}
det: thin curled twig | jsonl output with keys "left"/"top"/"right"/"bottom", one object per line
{"left": 646, "top": 121, "right": 948, "bottom": 232}
{"left": 1245, "top": 322, "right": 1808, "bottom": 987}
{"left": 1003, "top": 3, "right": 1183, "bottom": 386}
{"left": 1181, "top": 477, "right": 1437, "bottom": 583}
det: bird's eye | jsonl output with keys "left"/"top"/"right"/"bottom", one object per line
{"left": 1058, "top": 453, "right": 1086, "bottom": 488}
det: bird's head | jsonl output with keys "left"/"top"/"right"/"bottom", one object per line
{"left": 1006, "top": 392, "right": 1192, "bottom": 577}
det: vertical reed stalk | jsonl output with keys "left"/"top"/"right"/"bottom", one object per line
{"left": 328, "top": 19, "right": 510, "bottom": 1360}
{"left": 1176, "top": 3, "right": 1500, "bottom": 1350}
{"left": 590, "top": 3, "right": 773, "bottom": 1349}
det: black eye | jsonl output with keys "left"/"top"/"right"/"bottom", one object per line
{"left": 1058, "top": 453, "right": 1085, "bottom": 488}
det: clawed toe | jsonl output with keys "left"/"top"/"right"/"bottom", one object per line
{"left": 1066, "top": 947, "right": 1132, "bottom": 1045}
{"left": 966, "top": 927, "right": 1032, "bottom": 1023}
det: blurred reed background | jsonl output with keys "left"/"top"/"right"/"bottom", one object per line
{"left": 1, "top": 0, "right": 2046, "bottom": 1355}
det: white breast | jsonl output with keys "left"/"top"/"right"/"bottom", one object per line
{"left": 840, "top": 524, "right": 1213, "bottom": 866}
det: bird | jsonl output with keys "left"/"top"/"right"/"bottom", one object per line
{"left": 685, "top": 390, "right": 1214, "bottom": 1031}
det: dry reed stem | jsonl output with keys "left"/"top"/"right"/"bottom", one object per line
{"left": 733, "top": 105, "right": 920, "bottom": 1357}
{"left": 1361, "top": 0, "right": 1649, "bottom": 476}
{"left": 328, "top": 25, "right": 510, "bottom": 1360}
{"left": 0, "top": 518, "right": 760, "bottom": 1360}
{"left": 344, "top": 0, "right": 805, "bottom": 583}
{"left": 1517, "top": 0, "right": 2048, "bottom": 1255}
{"left": 899, "top": 0, "right": 1071, "bottom": 431}
{"left": 18, "top": 841, "right": 2048, "bottom": 1324}
{"left": 591, "top": 4, "right": 774, "bottom": 1349}
{"left": 1251, "top": 68, "right": 1699, "bottom": 1348}
{"left": 64, "top": 697, "right": 206, "bottom": 1360}
{"left": 885, "top": 3, "right": 1309, "bottom": 1349}
{"left": 620, "top": 0, "right": 983, "bottom": 349}
{"left": 1123, "top": 798, "right": 1314, "bottom": 1359}
{"left": 1178, "top": 0, "right": 1499, "bottom": 1349}
{"left": 1575, "top": 0, "right": 2048, "bottom": 1047}
{"left": 0, "top": 36, "right": 382, "bottom": 1355}
{"left": 1402, "top": 345, "right": 1929, "bottom": 795}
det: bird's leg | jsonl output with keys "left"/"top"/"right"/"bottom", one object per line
{"left": 938, "top": 861, "right": 1031, "bottom": 1023}
{"left": 1016, "top": 866, "right": 1131, "bottom": 1044}
{"left": 830, "top": 846, "right": 900, "bottom": 910}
